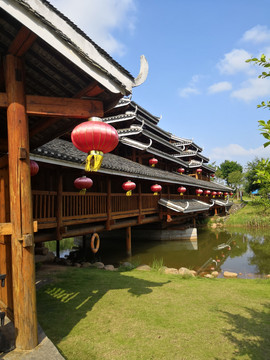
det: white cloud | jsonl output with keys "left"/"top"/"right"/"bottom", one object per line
{"left": 208, "top": 81, "right": 232, "bottom": 94}
{"left": 178, "top": 75, "right": 201, "bottom": 98}
{"left": 217, "top": 49, "right": 254, "bottom": 75}
{"left": 49, "top": 0, "right": 137, "bottom": 56}
{"left": 242, "top": 25, "right": 270, "bottom": 44}
{"left": 209, "top": 143, "right": 270, "bottom": 165}
{"left": 231, "top": 77, "right": 270, "bottom": 102}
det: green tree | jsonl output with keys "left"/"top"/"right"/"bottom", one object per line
{"left": 218, "top": 160, "right": 243, "bottom": 185}
{"left": 244, "top": 157, "right": 261, "bottom": 194}
{"left": 246, "top": 54, "right": 270, "bottom": 147}
{"left": 254, "top": 158, "right": 270, "bottom": 209}
{"left": 228, "top": 170, "right": 244, "bottom": 199}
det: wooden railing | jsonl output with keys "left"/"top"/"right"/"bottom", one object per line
{"left": 32, "top": 190, "right": 57, "bottom": 221}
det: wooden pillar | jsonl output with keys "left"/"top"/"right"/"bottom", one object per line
{"left": 5, "top": 54, "right": 38, "bottom": 349}
{"left": 193, "top": 217, "right": 196, "bottom": 227}
{"left": 56, "top": 171, "right": 63, "bottom": 258}
{"left": 126, "top": 226, "right": 131, "bottom": 256}
{"left": 106, "top": 177, "right": 111, "bottom": 230}
{"left": 215, "top": 207, "right": 218, "bottom": 216}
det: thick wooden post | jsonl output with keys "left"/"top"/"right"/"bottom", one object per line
{"left": 56, "top": 171, "right": 63, "bottom": 257}
{"left": 138, "top": 183, "right": 142, "bottom": 224}
{"left": 126, "top": 226, "right": 131, "bottom": 256}
{"left": 5, "top": 54, "right": 38, "bottom": 349}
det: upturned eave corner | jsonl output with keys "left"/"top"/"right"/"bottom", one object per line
{"left": 132, "top": 55, "right": 149, "bottom": 88}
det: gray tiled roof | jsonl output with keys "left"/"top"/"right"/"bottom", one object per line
{"left": 158, "top": 198, "right": 213, "bottom": 213}
{"left": 31, "top": 138, "right": 231, "bottom": 191}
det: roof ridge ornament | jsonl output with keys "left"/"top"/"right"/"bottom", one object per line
{"left": 133, "top": 55, "right": 149, "bottom": 87}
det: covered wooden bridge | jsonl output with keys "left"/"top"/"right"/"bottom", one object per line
{"left": 0, "top": 0, "right": 147, "bottom": 350}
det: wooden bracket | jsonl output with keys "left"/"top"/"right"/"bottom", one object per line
{"left": 19, "top": 147, "right": 27, "bottom": 160}
{"left": 19, "top": 233, "right": 34, "bottom": 247}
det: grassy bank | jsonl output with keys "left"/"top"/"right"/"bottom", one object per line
{"left": 37, "top": 267, "right": 270, "bottom": 360}
{"left": 225, "top": 200, "right": 270, "bottom": 227}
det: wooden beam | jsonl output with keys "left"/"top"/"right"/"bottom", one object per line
{"left": 0, "top": 92, "right": 8, "bottom": 108}
{"left": 0, "top": 223, "right": 12, "bottom": 235}
{"left": 5, "top": 54, "right": 38, "bottom": 350}
{"left": 106, "top": 178, "right": 111, "bottom": 230}
{"left": 26, "top": 95, "right": 103, "bottom": 118}
{"left": 8, "top": 26, "right": 37, "bottom": 57}
{"left": 75, "top": 81, "right": 104, "bottom": 98}
{"left": 126, "top": 226, "right": 132, "bottom": 256}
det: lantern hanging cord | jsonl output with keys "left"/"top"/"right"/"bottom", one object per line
{"left": 85, "top": 150, "right": 104, "bottom": 172}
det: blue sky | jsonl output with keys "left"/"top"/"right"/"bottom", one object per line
{"left": 49, "top": 0, "right": 270, "bottom": 168}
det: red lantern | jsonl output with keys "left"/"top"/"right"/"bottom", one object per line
{"left": 224, "top": 192, "right": 229, "bottom": 197}
{"left": 177, "top": 168, "right": 185, "bottom": 174}
{"left": 212, "top": 191, "right": 217, "bottom": 198}
{"left": 218, "top": 191, "right": 223, "bottom": 197}
{"left": 149, "top": 158, "right": 158, "bottom": 167}
{"left": 71, "top": 117, "right": 119, "bottom": 172}
{"left": 196, "top": 188, "right": 203, "bottom": 196}
{"left": 229, "top": 192, "right": 233, "bottom": 196}
{"left": 196, "top": 168, "right": 202, "bottom": 174}
{"left": 210, "top": 174, "right": 215, "bottom": 178}
{"left": 30, "top": 160, "right": 39, "bottom": 176}
{"left": 151, "top": 184, "right": 162, "bottom": 196}
{"left": 177, "top": 186, "right": 186, "bottom": 196}
{"left": 74, "top": 176, "right": 93, "bottom": 194}
{"left": 204, "top": 190, "right": 211, "bottom": 197}
{"left": 122, "top": 181, "right": 136, "bottom": 196}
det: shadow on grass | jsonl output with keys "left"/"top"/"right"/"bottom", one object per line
{"left": 37, "top": 268, "right": 168, "bottom": 346}
{"left": 216, "top": 303, "right": 270, "bottom": 360}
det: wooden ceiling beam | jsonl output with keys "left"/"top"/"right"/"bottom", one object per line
{"left": 74, "top": 81, "right": 105, "bottom": 98}
{"left": 8, "top": 26, "right": 37, "bottom": 57}
{"left": 1, "top": 93, "right": 103, "bottom": 118}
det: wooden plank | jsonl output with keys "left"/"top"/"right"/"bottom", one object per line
{"left": 26, "top": 95, "right": 103, "bottom": 118}
{"left": 0, "top": 92, "right": 8, "bottom": 108}
{"left": 5, "top": 54, "right": 38, "bottom": 350}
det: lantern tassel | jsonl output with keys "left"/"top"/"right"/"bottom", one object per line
{"left": 79, "top": 188, "right": 87, "bottom": 195}
{"left": 85, "top": 150, "right": 104, "bottom": 172}
{"left": 126, "top": 190, "right": 132, "bottom": 197}
{"left": 151, "top": 164, "right": 155, "bottom": 167}
{"left": 153, "top": 192, "right": 158, "bottom": 196}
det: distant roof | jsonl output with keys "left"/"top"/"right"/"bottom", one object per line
{"left": 31, "top": 138, "right": 231, "bottom": 192}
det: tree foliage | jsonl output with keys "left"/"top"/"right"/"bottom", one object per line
{"left": 244, "top": 157, "right": 261, "bottom": 193}
{"left": 227, "top": 170, "right": 244, "bottom": 192}
{"left": 218, "top": 160, "right": 243, "bottom": 185}
{"left": 246, "top": 54, "right": 270, "bottom": 147}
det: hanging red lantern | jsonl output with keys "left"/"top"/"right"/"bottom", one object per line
{"left": 224, "top": 192, "right": 229, "bottom": 196}
{"left": 212, "top": 191, "right": 217, "bottom": 198}
{"left": 71, "top": 117, "right": 119, "bottom": 172}
{"left": 149, "top": 158, "right": 158, "bottom": 167}
{"left": 177, "top": 186, "right": 186, "bottom": 196}
{"left": 229, "top": 192, "right": 234, "bottom": 196}
{"left": 122, "top": 181, "right": 136, "bottom": 196}
{"left": 74, "top": 176, "right": 93, "bottom": 194}
{"left": 196, "top": 188, "right": 203, "bottom": 196}
{"left": 196, "top": 168, "right": 202, "bottom": 174}
{"left": 177, "top": 168, "right": 185, "bottom": 174}
{"left": 218, "top": 191, "right": 223, "bottom": 197}
{"left": 204, "top": 190, "right": 211, "bottom": 196}
{"left": 151, "top": 184, "right": 162, "bottom": 196}
{"left": 210, "top": 174, "right": 215, "bottom": 178}
{"left": 30, "top": 160, "right": 39, "bottom": 176}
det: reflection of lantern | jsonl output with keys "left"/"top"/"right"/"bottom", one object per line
{"left": 177, "top": 168, "right": 185, "bottom": 174}
{"left": 204, "top": 190, "right": 211, "bottom": 196}
{"left": 229, "top": 192, "right": 233, "bottom": 196}
{"left": 71, "top": 117, "right": 119, "bottom": 172}
{"left": 122, "top": 181, "right": 136, "bottom": 196}
{"left": 218, "top": 191, "right": 223, "bottom": 197}
{"left": 196, "top": 168, "right": 202, "bottom": 174}
{"left": 151, "top": 184, "right": 162, "bottom": 196}
{"left": 149, "top": 158, "right": 158, "bottom": 167}
{"left": 74, "top": 176, "right": 93, "bottom": 194}
{"left": 210, "top": 174, "right": 215, "bottom": 178}
{"left": 196, "top": 188, "right": 203, "bottom": 196}
{"left": 30, "top": 160, "right": 39, "bottom": 176}
{"left": 177, "top": 186, "right": 186, "bottom": 196}
{"left": 212, "top": 191, "right": 217, "bottom": 198}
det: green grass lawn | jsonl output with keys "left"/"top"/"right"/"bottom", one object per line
{"left": 225, "top": 200, "right": 270, "bottom": 227}
{"left": 37, "top": 267, "right": 270, "bottom": 360}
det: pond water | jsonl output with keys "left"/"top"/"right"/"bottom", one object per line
{"left": 94, "top": 227, "right": 270, "bottom": 278}
{"left": 53, "top": 227, "right": 270, "bottom": 278}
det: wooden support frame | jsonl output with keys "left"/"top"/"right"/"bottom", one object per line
{"left": 5, "top": 54, "right": 38, "bottom": 350}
